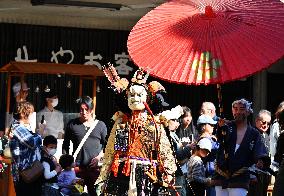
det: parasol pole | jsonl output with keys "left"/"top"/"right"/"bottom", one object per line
{"left": 216, "top": 84, "right": 223, "bottom": 117}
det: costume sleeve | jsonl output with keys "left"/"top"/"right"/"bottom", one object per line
{"left": 158, "top": 125, "right": 177, "bottom": 177}
{"left": 62, "top": 121, "right": 71, "bottom": 154}
{"left": 95, "top": 119, "right": 120, "bottom": 184}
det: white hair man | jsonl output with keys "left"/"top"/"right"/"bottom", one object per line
{"left": 200, "top": 102, "right": 217, "bottom": 119}
{"left": 214, "top": 98, "right": 267, "bottom": 196}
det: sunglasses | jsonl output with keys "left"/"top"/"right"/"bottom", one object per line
{"left": 259, "top": 120, "right": 270, "bottom": 126}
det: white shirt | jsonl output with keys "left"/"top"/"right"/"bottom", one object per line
{"left": 42, "top": 161, "right": 57, "bottom": 179}
{"left": 36, "top": 107, "right": 64, "bottom": 138}
{"left": 270, "top": 121, "right": 282, "bottom": 159}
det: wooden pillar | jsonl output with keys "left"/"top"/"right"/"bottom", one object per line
{"left": 79, "top": 77, "right": 83, "bottom": 97}
{"left": 6, "top": 74, "right": 11, "bottom": 113}
{"left": 92, "top": 79, "right": 97, "bottom": 114}
{"left": 253, "top": 70, "right": 267, "bottom": 120}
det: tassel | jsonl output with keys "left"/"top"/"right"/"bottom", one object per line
{"left": 122, "top": 158, "right": 131, "bottom": 176}
{"left": 111, "top": 153, "right": 120, "bottom": 177}
{"left": 128, "top": 160, "right": 137, "bottom": 196}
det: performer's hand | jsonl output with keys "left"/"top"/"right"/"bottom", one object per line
{"left": 218, "top": 118, "right": 229, "bottom": 127}
{"left": 186, "top": 142, "right": 196, "bottom": 150}
{"left": 95, "top": 182, "right": 105, "bottom": 196}
{"left": 163, "top": 175, "right": 173, "bottom": 185}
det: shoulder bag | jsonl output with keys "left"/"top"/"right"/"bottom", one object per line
{"left": 13, "top": 129, "right": 44, "bottom": 183}
{"left": 73, "top": 119, "right": 99, "bottom": 161}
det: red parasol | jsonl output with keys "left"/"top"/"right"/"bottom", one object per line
{"left": 127, "top": 0, "right": 284, "bottom": 85}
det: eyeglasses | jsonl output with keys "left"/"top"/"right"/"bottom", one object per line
{"left": 207, "top": 124, "right": 215, "bottom": 127}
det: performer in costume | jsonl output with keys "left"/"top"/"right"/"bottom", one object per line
{"left": 95, "top": 65, "right": 177, "bottom": 196}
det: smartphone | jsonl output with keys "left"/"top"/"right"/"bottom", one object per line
{"left": 41, "top": 115, "right": 44, "bottom": 124}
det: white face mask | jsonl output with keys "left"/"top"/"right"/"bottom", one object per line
{"left": 47, "top": 148, "right": 57, "bottom": 156}
{"left": 127, "top": 85, "right": 147, "bottom": 111}
{"left": 51, "top": 98, "right": 58, "bottom": 108}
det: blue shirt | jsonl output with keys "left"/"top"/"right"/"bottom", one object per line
{"left": 58, "top": 170, "right": 77, "bottom": 195}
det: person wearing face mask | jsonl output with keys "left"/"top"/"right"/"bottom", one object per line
{"left": 41, "top": 135, "right": 62, "bottom": 196}
{"left": 36, "top": 91, "right": 64, "bottom": 139}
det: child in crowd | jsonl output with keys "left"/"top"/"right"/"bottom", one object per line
{"left": 41, "top": 135, "right": 62, "bottom": 196}
{"left": 187, "top": 137, "right": 213, "bottom": 196}
{"left": 58, "top": 154, "right": 86, "bottom": 196}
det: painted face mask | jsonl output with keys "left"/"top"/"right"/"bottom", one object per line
{"left": 127, "top": 85, "right": 147, "bottom": 111}
{"left": 51, "top": 98, "right": 58, "bottom": 108}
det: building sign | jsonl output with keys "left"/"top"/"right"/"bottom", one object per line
{"left": 14, "top": 45, "right": 133, "bottom": 75}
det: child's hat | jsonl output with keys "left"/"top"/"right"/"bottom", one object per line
{"left": 197, "top": 137, "right": 212, "bottom": 152}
